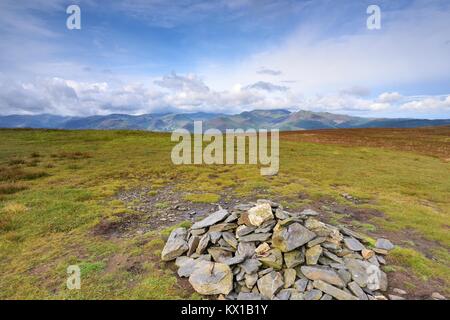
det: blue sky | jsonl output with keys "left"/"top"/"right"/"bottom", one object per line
{"left": 0, "top": 0, "right": 449, "bottom": 118}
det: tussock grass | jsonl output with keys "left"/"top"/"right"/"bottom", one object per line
{"left": 0, "top": 182, "right": 28, "bottom": 195}
{"left": 53, "top": 151, "right": 92, "bottom": 160}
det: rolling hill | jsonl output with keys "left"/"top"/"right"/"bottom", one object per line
{"left": 0, "top": 109, "right": 449, "bottom": 131}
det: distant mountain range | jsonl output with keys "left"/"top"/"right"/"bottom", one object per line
{"left": 1, "top": 110, "right": 449, "bottom": 131}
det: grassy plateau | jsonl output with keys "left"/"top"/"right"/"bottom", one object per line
{"left": 0, "top": 126, "right": 449, "bottom": 299}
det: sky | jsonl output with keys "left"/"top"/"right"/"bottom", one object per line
{"left": 0, "top": 0, "right": 449, "bottom": 118}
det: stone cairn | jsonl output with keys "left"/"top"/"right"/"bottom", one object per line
{"left": 161, "top": 200, "right": 396, "bottom": 300}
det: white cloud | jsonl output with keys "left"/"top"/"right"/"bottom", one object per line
{"left": 378, "top": 92, "right": 402, "bottom": 103}
{"left": 400, "top": 96, "right": 450, "bottom": 113}
{"left": 1, "top": 74, "right": 449, "bottom": 117}
{"left": 245, "top": 81, "right": 289, "bottom": 92}
{"left": 257, "top": 68, "right": 282, "bottom": 76}
{"left": 201, "top": 1, "right": 450, "bottom": 96}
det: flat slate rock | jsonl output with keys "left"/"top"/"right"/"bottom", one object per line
{"left": 189, "top": 262, "right": 233, "bottom": 295}
{"left": 257, "top": 271, "right": 284, "bottom": 299}
{"left": 375, "top": 238, "right": 395, "bottom": 251}
{"left": 301, "top": 266, "right": 345, "bottom": 288}
{"left": 239, "top": 232, "right": 272, "bottom": 242}
{"left": 161, "top": 228, "right": 189, "bottom": 261}
{"left": 343, "top": 237, "right": 365, "bottom": 251}
{"left": 237, "top": 292, "right": 262, "bottom": 300}
{"left": 191, "top": 208, "right": 229, "bottom": 229}
{"left": 272, "top": 222, "right": 316, "bottom": 252}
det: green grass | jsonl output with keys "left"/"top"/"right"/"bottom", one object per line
{"left": 0, "top": 128, "right": 448, "bottom": 299}
{"left": 183, "top": 192, "right": 221, "bottom": 203}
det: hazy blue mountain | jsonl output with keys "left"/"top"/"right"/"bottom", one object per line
{"left": 0, "top": 114, "right": 76, "bottom": 129}
{"left": 0, "top": 110, "right": 449, "bottom": 131}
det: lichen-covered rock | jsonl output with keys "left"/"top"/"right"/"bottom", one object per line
{"left": 247, "top": 203, "right": 274, "bottom": 227}
{"left": 284, "top": 249, "right": 305, "bottom": 268}
{"left": 258, "top": 248, "right": 283, "bottom": 270}
{"left": 306, "top": 245, "right": 322, "bottom": 265}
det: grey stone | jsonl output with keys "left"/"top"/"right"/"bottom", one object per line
{"left": 321, "top": 294, "right": 333, "bottom": 300}
{"left": 276, "top": 289, "right": 293, "bottom": 300}
{"left": 343, "top": 237, "right": 365, "bottom": 251}
{"left": 377, "top": 255, "right": 386, "bottom": 265}
{"left": 344, "top": 258, "right": 370, "bottom": 287}
{"left": 161, "top": 228, "right": 188, "bottom": 261}
{"left": 301, "top": 266, "right": 345, "bottom": 288}
{"left": 221, "top": 255, "right": 246, "bottom": 266}
{"left": 294, "top": 278, "right": 308, "bottom": 292}
{"left": 208, "top": 247, "right": 232, "bottom": 263}
{"left": 196, "top": 233, "right": 210, "bottom": 254}
{"left": 388, "top": 294, "right": 405, "bottom": 300}
{"left": 258, "top": 268, "right": 273, "bottom": 277}
{"left": 337, "top": 269, "right": 352, "bottom": 285}
{"left": 222, "top": 232, "right": 238, "bottom": 249}
{"left": 240, "top": 259, "right": 262, "bottom": 274}
{"left": 307, "top": 237, "right": 327, "bottom": 248}
{"left": 188, "top": 262, "right": 233, "bottom": 295}
{"left": 239, "top": 232, "right": 272, "bottom": 242}
{"left": 191, "top": 208, "right": 229, "bottom": 229}
{"left": 290, "top": 291, "right": 305, "bottom": 300}
{"left": 313, "top": 280, "right": 357, "bottom": 300}
{"left": 257, "top": 271, "right": 284, "bottom": 299}
{"left": 284, "top": 249, "right": 305, "bottom": 268}
{"left": 375, "top": 238, "right": 394, "bottom": 251}
{"left": 190, "top": 228, "right": 206, "bottom": 236}
{"left": 208, "top": 231, "right": 222, "bottom": 244}
{"left": 306, "top": 245, "right": 322, "bottom": 265}
{"left": 236, "top": 241, "right": 256, "bottom": 258}
{"left": 244, "top": 273, "right": 258, "bottom": 288}
{"left": 177, "top": 257, "right": 211, "bottom": 278}
{"left": 225, "top": 212, "right": 238, "bottom": 223}
{"left": 187, "top": 235, "right": 200, "bottom": 256}
{"left": 272, "top": 222, "right": 316, "bottom": 252}
{"left": 236, "top": 225, "right": 256, "bottom": 237}
{"left": 237, "top": 292, "right": 262, "bottom": 300}
{"left": 209, "top": 223, "right": 237, "bottom": 233}
{"left": 304, "top": 289, "right": 323, "bottom": 300}
{"left": 431, "top": 292, "right": 446, "bottom": 300}
{"left": 255, "top": 220, "right": 277, "bottom": 233}
{"left": 348, "top": 281, "right": 368, "bottom": 300}
{"left": 299, "top": 209, "right": 320, "bottom": 216}
{"left": 234, "top": 203, "right": 254, "bottom": 211}
{"left": 393, "top": 288, "right": 407, "bottom": 295}
{"left": 283, "top": 268, "right": 296, "bottom": 288}
{"left": 339, "top": 226, "right": 365, "bottom": 240}
{"left": 275, "top": 208, "right": 289, "bottom": 220}
{"left": 323, "top": 251, "right": 344, "bottom": 264}
{"left": 259, "top": 248, "right": 283, "bottom": 270}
